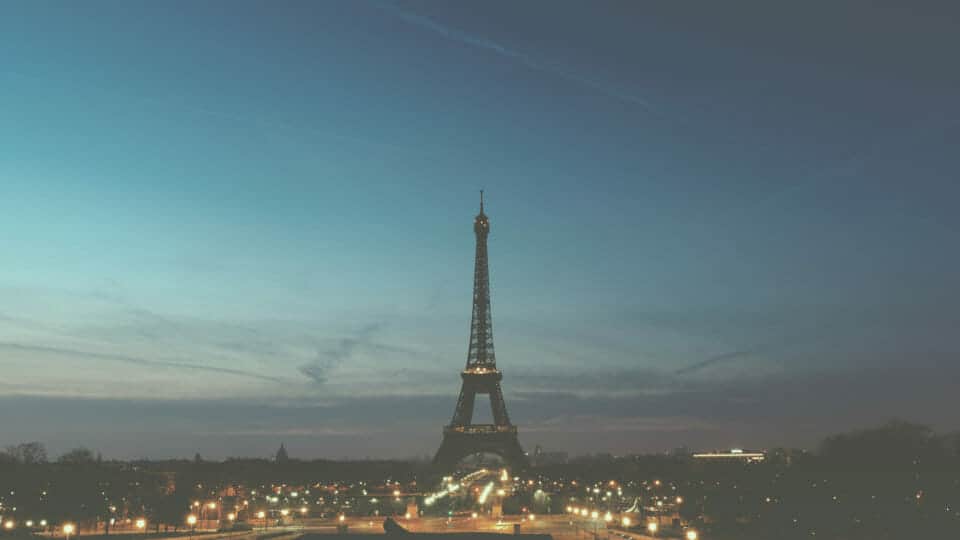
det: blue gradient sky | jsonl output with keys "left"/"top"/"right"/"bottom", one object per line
{"left": 1, "top": 1, "right": 959, "bottom": 459}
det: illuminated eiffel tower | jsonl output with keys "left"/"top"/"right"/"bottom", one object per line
{"left": 433, "top": 192, "right": 527, "bottom": 470}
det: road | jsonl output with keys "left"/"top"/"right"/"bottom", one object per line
{"left": 116, "top": 516, "right": 671, "bottom": 540}
{"left": 305, "top": 515, "right": 667, "bottom": 540}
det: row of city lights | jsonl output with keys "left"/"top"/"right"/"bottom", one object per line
{"left": 564, "top": 506, "right": 698, "bottom": 540}
{"left": 3, "top": 520, "right": 77, "bottom": 537}
{"left": 1, "top": 505, "right": 324, "bottom": 534}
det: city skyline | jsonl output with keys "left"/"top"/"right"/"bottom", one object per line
{"left": 2, "top": 1, "right": 959, "bottom": 459}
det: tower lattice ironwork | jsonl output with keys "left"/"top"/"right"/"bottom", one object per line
{"left": 433, "top": 192, "right": 527, "bottom": 470}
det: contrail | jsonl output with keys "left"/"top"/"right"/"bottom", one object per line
{"left": 377, "top": 3, "right": 655, "bottom": 112}
{"left": 0, "top": 341, "right": 288, "bottom": 384}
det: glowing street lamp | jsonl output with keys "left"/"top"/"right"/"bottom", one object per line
{"left": 280, "top": 509, "right": 290, "bottom": 517}
{"left": 647, "top": 522, "right": 658, "bottom": 535}
{"left": 603, "top": 512, "right": 613, "bottom": 523}
{"left": 4, "top": 521, "right": 15, "bottom": 530}
{"left": 136, "top": 518, "right": 146, "bottom": 532}
{"left": 63, "top": 523, "right": 76, "bottom": 540}
{"left": 528, "top": 514, "right": 535, "bottom": 521}
{"left": 300, "top": 507, "right": 308, "bottom": 515}
{"left": 621, "top": 517, "right": 631, "bottom": 528}
{"left": 187, "top": 514, "right": 197, "bottom": 540}
{"left": 685, "top": 530, "right": 698, "bottom": 540}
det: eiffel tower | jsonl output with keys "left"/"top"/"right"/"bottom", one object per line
{"left": 433, "top": 192, "right": 527, "bottom": 471}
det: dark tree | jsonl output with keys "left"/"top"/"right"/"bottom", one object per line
{"left": 58, "top": 448, "right": 97, "bottom": 465}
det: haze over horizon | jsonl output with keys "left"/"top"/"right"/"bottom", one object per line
{"left": 2, "top": 1, "right": 959, "bottom": 459}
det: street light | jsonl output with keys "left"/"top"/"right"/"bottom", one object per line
{"left": 187, "top": 514, "right": 197, "bottom": 540}
{"left": 63, "top": 523, "right": 76, "bottom": 540}
{"left": 135, "top": 518, "right": 146, "bottom": 532}
{"left": 621, "top": 517, "right": 631, "bottom": 528}
{"left": 647, "top": 521, "right": 658, "bottom": 535}
{"left": 685, "top": 530, "right": 698, "bottom": 540}
{"left": 4, "top": 521, "right": 14, "bottom": 530}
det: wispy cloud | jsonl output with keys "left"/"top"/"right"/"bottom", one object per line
{"left": 298, "top": 322, "right": 419, "bottom": 384}
{"left": 378, "top": 3, "right": 654, "bottom": 111}
{"left": 0, "top": 342, "right": 287, "bottom": 384}
{"left": 675, "top": 348, "right": 758, "bottom": 375}
{"left": 525, "top": 414, "right": 721, "bottom": 434}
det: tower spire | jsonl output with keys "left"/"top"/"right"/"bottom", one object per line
{"left": 480, "top": 189, "right": 484, "bottom": 214}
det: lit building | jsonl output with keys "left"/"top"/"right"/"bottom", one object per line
{"left": 691, "top": 448, "right": 765, "bottom": 462}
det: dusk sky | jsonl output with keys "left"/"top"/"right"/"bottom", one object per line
{"left": 1, "top": 1, "right": 959, "bottom": 460}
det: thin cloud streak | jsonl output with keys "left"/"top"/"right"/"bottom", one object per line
{"left": 0, "top": 342, "right": 287, "bottom": 384}
{"left": 379, "top": 4, "right": 655, "bottom": 111}
{"left": 675, "top": 349, "right": 758, "bottom": 375}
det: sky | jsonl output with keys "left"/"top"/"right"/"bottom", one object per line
{"left": 1, "top": 0, "right": 959, "bottom": 460}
